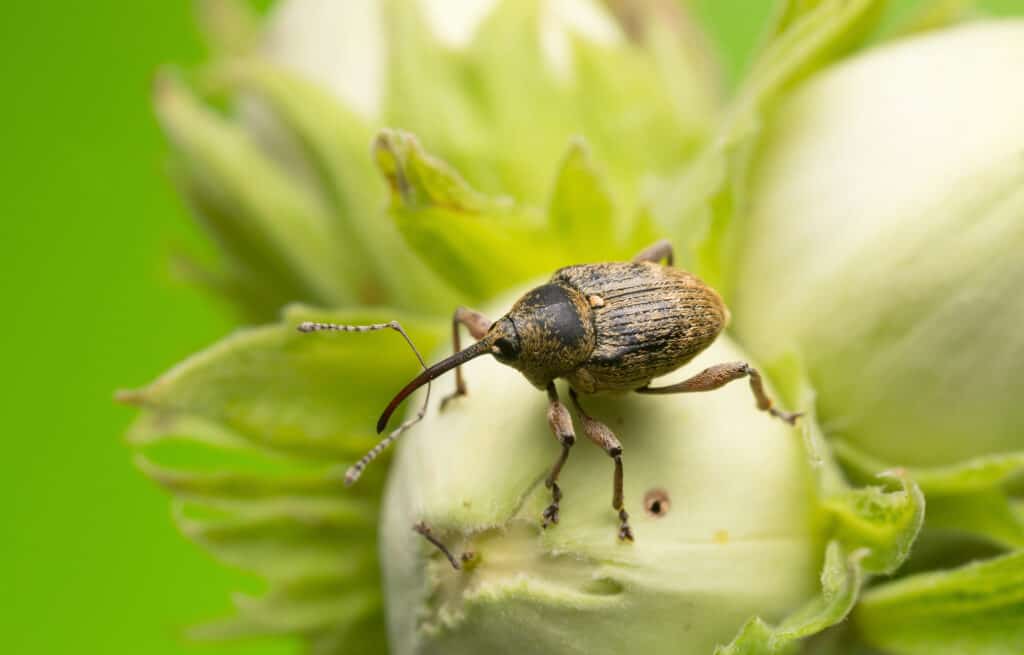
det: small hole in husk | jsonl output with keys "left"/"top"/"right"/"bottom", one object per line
{"left": 644, "top": 488, "right": 670, "bottom": 517}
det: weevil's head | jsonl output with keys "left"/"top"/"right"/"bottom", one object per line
{"left": 376, "top": 283, "right": 596, "bottom": 433}
{"left": 495, "top": 283, "right": 596, "bottom": 388}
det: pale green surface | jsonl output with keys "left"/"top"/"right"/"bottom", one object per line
{"left": 730, "top": 22, "right": 1024, "bottom": 466}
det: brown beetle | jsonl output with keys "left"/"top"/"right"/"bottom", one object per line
{"left": 299, "top": 240, "right": 799, "bottom": 550}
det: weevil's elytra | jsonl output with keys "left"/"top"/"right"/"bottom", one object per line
{"left": 299, "top": 240, "right": 802, "bottom": 566}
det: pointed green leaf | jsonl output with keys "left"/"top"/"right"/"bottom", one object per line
{"left": 205, "top": 60, "right": 461, "bottom": 313}
{"left": 653, "top": 0, "right": 887, "bottom": 289}
{"left": 168, "top": 247, "right": 286, "bottom": 322}
{"left": 381, "top": 0, "right": 489, "bottom": 187}
{"left": 192, "top": 580, "right": 383, "bottom": 640}
{"left": 170, "top": 162, "right": 316, "bottom": 320}
{"left": 547, "top": 139, "right": 617, "bottom": 259}
{"left": 887, "top": 0, "right": 976, "bottom": 38}
{"left": 381, "top": 0, "right": 709, "bottom": 215}
{"left": 137, "top": 455, "right": 351, "bottom": 502}
{"left": 155, "top": 73, "right": 358, "bottom": 307}
{"left": 373, "top": 129, "right": 567, "bottom": 300}
{"left": 823, "top": 472, "right": 925, "bottom": 575}
{"left": 834, "top": 441, "right": 1024, "bottom": 550}
{"left": 855, "top": 550, "right": 1024, "bottom": 655}
{"left": 120, "top": 304, "right": 444, "bottom": 461}
{"left": 925, "top": 490, "right": 1024, "bottom": 549}
{"left": 568, "top": 34, "right": 708, "bottom": 208}
{"left": 717, "top": 542, "right": 865, "bottom": 655}
{"left": 833, "top": 439, "right": 1024, "bottom": 495}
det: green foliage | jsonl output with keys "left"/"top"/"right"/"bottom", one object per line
{"left": 653, "top": 0, "right": 888, "bottom": 288}
{"left": 120, "top": 306, "right": 443, "bottom": 650}
{"left": 381, "top": 0, "right": 713, "bottom": 210}
{"left": 123, "top": 1, "right": 1024, "bottom": 654}
{"left": 203, "top": 60, "right": 460, "bottom": 314}
{"left": 822, "top": 473, "right": 925, "bottom": 575}
{"left": 715, "top": 470, "right": 924, "bottom": 654}
{"left": 855, "top": 550, "right": 1024, "bottom": 654}
{"left": 373, "top": 129, "right": 563, "bottom": 299}
{"left": 548, "top": 139, "right": 619, "bottom": 260}
{"left": 717, "top": 542, "right": 865, "bottom": 655}
{"left": 834, "top": 440, "right": 1024, "bottom": 548}
{"left": 157, "top": 73, "right": 359, "bottom": 312}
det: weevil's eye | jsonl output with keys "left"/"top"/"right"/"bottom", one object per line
{"left": 491, "top": 336, "right": 519, "bottom": 361}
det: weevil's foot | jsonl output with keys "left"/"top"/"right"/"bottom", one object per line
{"left": 618, "top": 509, "right": 634, "bottom": 542}
{"left": 440, "top": 390, "right": 466, "bottom": 412}
{"left": 541, "top": 481, "right": 562, "bottom": 528}
{"left": 541, "top": 502, "right": 560, "bottom": 528}
{"left": 771, "top": 408, "right": 803, "bottom": 425}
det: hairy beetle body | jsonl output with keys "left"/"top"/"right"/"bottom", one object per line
{"left": 553, "top": 262, "right": 729, "bottom": 394}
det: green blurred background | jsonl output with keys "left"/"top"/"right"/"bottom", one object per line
{"left": 2, "top": 1, "right": 1018, "bottom": 653}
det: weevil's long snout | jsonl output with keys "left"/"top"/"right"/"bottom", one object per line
{"left": 376, "top": 338, "right": 493, "bottom": 433}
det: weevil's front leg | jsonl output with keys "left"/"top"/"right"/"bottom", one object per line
{"left": 296, "top": 320, "right": 430, "bottom": 486}
{"left": 637, "top": 362, "right": 802, "bottom": 424}
{"left": 441, "top": 306, "right": 493, "bottom": 410}
{"left": 541, "top": 382, "right": 576, "bottom": 529}
{"left": 632, "top": 239, "right": 674, "bottom": 266}
{"left": 570, "top": 389, "right": 634, "bottom": 542}
{"left": 413, "top": 522, "right": 474, "bottom": 571}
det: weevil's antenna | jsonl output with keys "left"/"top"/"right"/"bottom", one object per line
{"left": 297, "top": 320, "right": 433, "bottom": 486}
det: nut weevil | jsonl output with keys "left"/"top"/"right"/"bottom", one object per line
{"left": 298, "top": 240, "right": 800, "bottom": 563}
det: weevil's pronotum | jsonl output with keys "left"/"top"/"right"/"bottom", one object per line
{"left": 299, "top": 240, "right": 800, "bottom": 562}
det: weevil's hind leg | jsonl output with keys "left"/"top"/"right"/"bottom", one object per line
{"left": 632, "top": 239, "right": 674, "bottom": 266}
{"left": 297, "top": 320, "right": 431, "bottom": 485}
{"left": 570, "top": 389, "right": 634, "bottom": 542}
{"left": 637, "top": 361, "right": 802, "bottom": 425}
{"left": 541, "top": 382, "right": 576, "bottom": 529}
{"left": 413, "top": 522, "right": 474, "bottom": 571}
{"left": 440, "top": 306, "right": 493, "bottom": 411}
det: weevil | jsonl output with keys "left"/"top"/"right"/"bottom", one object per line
{"left": 299, "top": 240, "right": 799, "bottom": 562}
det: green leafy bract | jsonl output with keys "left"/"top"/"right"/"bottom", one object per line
{"left": 120, "top": 306, "right": 444, "bottom": 648}
{"left": 834, "top": 439, "right": 1024, "bottom": 549}
{"left": 373, "top": 129, "right": 568, "bottom": 300}
{"left": 822, "top": 472, "right": 925, "bottom": 575}
{"left": 717, "top": 542, "right": 865, "bottom": 655}
{"left": 156, "top": 73, "right": 360, "bottom": 313}
{"left": 855, "top": 550, "right": 1024, "bottom": 654}
{"left": 202, "top": 59, "right": 463, "bottom": 315}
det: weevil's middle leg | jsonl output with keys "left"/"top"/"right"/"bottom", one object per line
{"left": 441, "top": 306, "right": 493, "bottom": 411}
{"left": 637, "top": 361, "right": 802, "bottom": 424}
{"left": 570, "top": 389, "right": 634, "bottom": 542}
{"left": 541, "top": 382, "right": 576, "bottom": 529}
{"left": 632, "top": 239, "right": 674, "bottom": 266}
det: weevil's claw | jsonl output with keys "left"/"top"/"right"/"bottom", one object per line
{"left": 541, "top": 480, "right": 562, "bottom": 528}
{"left": 618, "top": 509, "right": 634, "bottom": 542}
{"left": 541, "top": 503, "right": 560, "bottom": 528}
{"left": 771, "top": 409, "right": 803, "bottom": 425}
